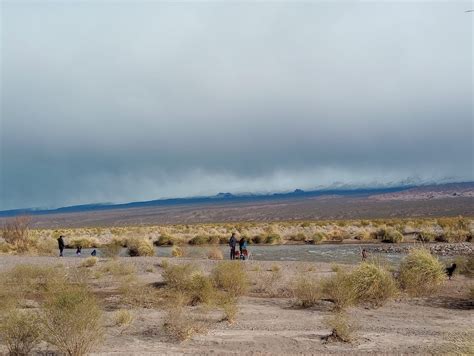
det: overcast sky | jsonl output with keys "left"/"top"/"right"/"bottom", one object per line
{"left": 1, "top": 1, "right": 473, "bottom": 210}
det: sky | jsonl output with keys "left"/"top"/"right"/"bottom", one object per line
{"left": 1, "top": 1, "right": 473, "bottom": 210}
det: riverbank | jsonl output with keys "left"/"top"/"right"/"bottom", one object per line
{"left": 368, "top": 242, "right": 473, "bottom": 256}
{"left": 0, "top": 255, "right": 472, "bottom": 355}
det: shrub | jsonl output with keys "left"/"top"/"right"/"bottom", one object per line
{"left": 354, "top": 231, "right": 371, "bottom": 241}
{"left": 69, "top": 237, "right": 99, "bottom": 249}
{"left": 189, "top": 235, "right": 209, "bottom": 245}
{"left": 113, "top": 309, "right": 133, "bottom": 328}
{"left": 293, "top": 276, "right": 320, "bottom": 308}
{"left": 80, "top": 257, "right": 98, "bottom": 268}
{"left": 163, "top": 296, "right": 206, "bottom": 342}
{"left": 162, "top": 264, "right": 197, "bottom": 291}
{"left": 41, "top": 285, "right": 104, "bottom": 356}
{"left": 323, "top": 312, "right": 355, "bottom": 343}
{"left": 309, "top": 232, "right": 325, "bottom": 244}
{"left": 289, "top": 233, "right": 306, "bottom": 242}
{"left": 35, "top": 238, "right": 57, "bottom": 256}
{"left": 0, "top": 264, "right": 67, "bottom": 302}
{"left": 380, "top": 228, "right": 403, "bottom": 243}
{"left": 350, "top": 262, "right": 398, "bottom": 307}
{"left": 212, "top": 261, "right": 249, "bottom": 297}
{"left": 218, "top": 294, "right": 238, "bottom": 323}
{"left": 399, "top": 248, "right": 446, "bottom": 296}
{"left": 321, "top": 271, "right": 355, "bottom": 311}
{"left": 265, "top": 234, "right": 281, "bottom": 244}
{"left": 2, "top": 216, "right": 32, "bottom": 253}
{"left": 207, "top": 246, "right": 223, "bottom": 260}
{"left": 188, "top": 273, "right": 216, "bottom": 305}
{"left": 127, "top": 238, "right": 154, "bottom": 257}
{"left": 101, "top": 261, "right": 136, "bottom": 276}
{"left": 444, "top": 229, "right": 470, "bottom": 243}
{"left": 0, "top": 309, "right": 41, "bottom": 355}
{"left": 171, "top": 245, "right": 185, "bottom": 257}
{"left": 101, "top": 241, "right": 122, "bottom": 258}
{"left": 251, "top": 235, "right": 265, "bottom": 244}
{"left": 155, "top": 234, "right": 177, "bottom": 246}
{"left": 416, "top": 231, "right": 436, "bottom": 242}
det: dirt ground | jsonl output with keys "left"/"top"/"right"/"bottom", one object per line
{"left": 0, "top": 255, "right": 472, "bottom": 355}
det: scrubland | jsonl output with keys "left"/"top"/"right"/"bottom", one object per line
{"left": 0, "top": 216, "right": 472, "bottom": 354}
{"left": 1, "top": 216, "right": 472, "bottom": 256}
{"left": 0, "top": 249, "right": 472, "bottom": 354}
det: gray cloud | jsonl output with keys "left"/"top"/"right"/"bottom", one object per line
{"left": 1, "top": 1, "right": 473, "bottom": 210}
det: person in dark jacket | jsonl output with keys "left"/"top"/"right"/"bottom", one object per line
{"left": 57, "top": 235, "right": 65, "bottom": 257}
{"left": 229, "top": 233, "right": 237, "bottom": 260}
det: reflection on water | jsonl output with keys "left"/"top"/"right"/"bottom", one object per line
{"left": 62, "top": 244, "right": 457, "bottom": 265}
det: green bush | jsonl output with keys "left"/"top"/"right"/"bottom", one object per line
{"left": 399, "top": 248, "right": 446, "bottom": 296}
{"left": 41, "top": 285, "right": 104, "bottom": 356}
{"left": 350, "top": 262, "right": 398, "bottom": 307}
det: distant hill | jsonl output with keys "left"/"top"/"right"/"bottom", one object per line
{"left": 370, "top": 182, "right": 474, "bottom": 201}
{"left": 0, "top": 185, "right": 418, "bottom": 218}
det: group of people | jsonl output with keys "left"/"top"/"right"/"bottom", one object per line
{"left": 228, "top": 232, "right": 249, "bottom": 260}
{"left": 56, "top": 235, "right": 95, "bottom": 257}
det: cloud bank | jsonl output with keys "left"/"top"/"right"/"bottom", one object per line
{"left": 1, "top": 1, "right": 473, "bottom": 210}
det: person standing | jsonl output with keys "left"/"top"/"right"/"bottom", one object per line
{"left": 229, "top": 233, "right": 237, "bottom": 260}
{"left": 57, "top": 235, "right": 65, "bottom": 257}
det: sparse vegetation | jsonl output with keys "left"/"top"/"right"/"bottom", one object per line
{"left": 41, "top": 284, "right": 104, "bottom": 356}
{"left": 80, "top": 256, "right": 98, "bottom": 268}
{"left": 211, "top": 261, "right": 249, "bottom": 297}
{"left": 293, "top": 276, "right": 320, "bottom": 307}
{"left": 207, "top": 246, "right": 223, "bottom": 260}
{"left": 0, "top": 309, "right": 42, "bottom": 355}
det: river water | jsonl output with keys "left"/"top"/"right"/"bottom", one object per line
{"left": 60, "top": 244, "right": 456, "bottom": 265}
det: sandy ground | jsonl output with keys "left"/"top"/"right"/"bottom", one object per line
{"left": 0, "top": 255, "right": 473, "bottom": 355}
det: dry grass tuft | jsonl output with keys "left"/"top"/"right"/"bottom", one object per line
{"left": 322, "top": 312, "right": 355, "bottom": 343}
{"left": 207, "top": 246, "right": 223, "bottom": 260}
{"left": 293, "top": 276, "right": 320, "bottom": 308}
{"left": 80, "top": 256, "right": 98, "bottom": 268}
{"left": 163, "top": 294, "right": 207, "bottom": 342}
{"left": 113, "top": 309, "right": 133, "bottom": 328}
